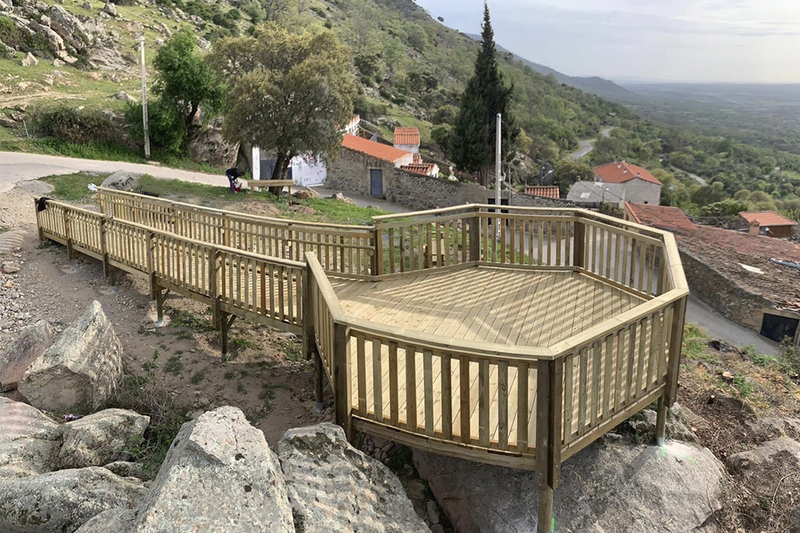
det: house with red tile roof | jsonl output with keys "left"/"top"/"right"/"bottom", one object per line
{"left": 738, "top": 211, "right": 796, "bottom": 239}
{"left": 393, "top": 127, "right": 421, "bottom": 153}
{"left": 342, "top": 134, "right": 415, "bottom": 167}
{"left": 594, "top": 162, "right": 663, "bottom": 206}
{"left": 524, "top": 186, "right": 560, "bottom": 199}
{"left": 400, "top": 162, "right": 440, "bottom": 177}
{"left": 624, "top": 202, "right": 696, "bottom": 234}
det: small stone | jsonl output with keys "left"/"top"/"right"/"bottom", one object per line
{"left": 102, "top": 1, "right": 116, "bottom": 16}
{"left": 21, "top": 52, "right": 38, "bottom": 67}
{"left": 82, "top": 0, "right": 91, "bottom": 9}
{"left": 2, "top": 262, "right": 20, "bottom": 274}
{"left": 426, "top": 499, "right": 440, "bottom": 524}
{"left": 53, "top": 58, "right": 65, "bottom": 67}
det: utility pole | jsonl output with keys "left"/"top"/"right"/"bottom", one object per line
{"left": 139, "top": 36, "right": 150, "bottom": 160}
{"left": 495, "top": 113, "right": 502, "bottom": 238}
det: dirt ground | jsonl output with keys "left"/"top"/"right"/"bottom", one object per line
{"left": 0, "top": 185, "right": 330, "bottom": 446}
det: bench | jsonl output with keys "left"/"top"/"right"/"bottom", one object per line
{"left": 247, "top": 179, "right": 294, "bottom": 196}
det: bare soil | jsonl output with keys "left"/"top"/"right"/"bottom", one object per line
{"left": 0, "top": 185, "right": 331, "bottom": 446}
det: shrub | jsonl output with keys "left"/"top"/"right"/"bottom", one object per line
{"left": 0, "top": 16, "right": 52, "bottom": 56}
{"left": 125, "top": 101, "right": 187, "bottom": 155}
{"left": 31, "top": 106, "right": 121, "bottom": 145}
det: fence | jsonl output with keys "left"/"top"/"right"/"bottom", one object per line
{"left": 97, "top": 188, "right": 376, "bottom": 277}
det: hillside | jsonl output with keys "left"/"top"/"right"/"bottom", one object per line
{"left": 0, "top": 0, "right": 630, "bottom": 165}
{"left": 465, "top": 32, "right": 632, "bottom": 101}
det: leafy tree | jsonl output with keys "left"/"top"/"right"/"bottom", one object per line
{"left": 209, "top": 24, "right": 355, "bottom": 193}
{"left": 354, "top": 53, "right": 380, "bottom": 78}
{"left": 699, "top": 199, "right": 751, "bottom": 218}
{"left": 450, "top": 3, "right": 518, "bottom": 186}
{"left": 153, "top": 31, "right": 224, "bottom": 130}
{"left": 432, "top": 104, "right": 458, "bottom": 125}
{"left": 691, "top": 181, "right": 728, "bottom": 207}
{"left": 406, "top": 24, "right": 428, "bottom": 51}
{"left": 552, "top": 161, "right": 593, "bottom": 191}
{"left": 431, "top": 124, "right": 452, "bottom": 156}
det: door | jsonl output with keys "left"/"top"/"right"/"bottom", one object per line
{"left": 760, "top": 313, "right": 800, "bottom": 343}
{"left": 370, "top": 169, "right": 383, "bottom": 197}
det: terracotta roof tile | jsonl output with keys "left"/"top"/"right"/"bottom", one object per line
{"left": 400, "top": 163, "right": 437, "bottom": 176}
{"left": 594, "top": 162, "right": 662, "bottom": 186}
{"left": 739, "top": 211, "right": 796, "bottom": 227}
{"left": 393, "top": 127, "right": 420, "bottom": 146}
{"left": 625, "top": 202, "right": 695, "bottom": 234}
{"left": 342, "top": 134, "right": 411, "bottom": 163}
{"left": 524, "top": 186, "right": 560, "bottom": 199}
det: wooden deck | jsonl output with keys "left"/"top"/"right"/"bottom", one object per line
{"left": 331, "top": 267, "right": 647, "bottom": 348}
{"left": 329, "top": 267, "right": 649, "bottom": 450}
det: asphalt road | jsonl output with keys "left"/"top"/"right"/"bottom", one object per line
{"left": 0, "top": 151, "right": 226, "bottom": 193}
{"left": 569, "top": 126, "right": 613, "bottom": 161}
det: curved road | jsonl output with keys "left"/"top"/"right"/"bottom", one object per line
{"left": 569, "top": 126, "right": 613, "bottom": 161}
{"left": 0, "top": 151, "right": 226, "bottom": 193}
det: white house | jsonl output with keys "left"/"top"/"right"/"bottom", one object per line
{"left": 251, "top": 147, "right": 327, "bottom": 187}
{"left": 593, "top": 162, "right": 663, "bottom": 205}
{"left": 393, "top": 127, "right": 420, "bottom": 154}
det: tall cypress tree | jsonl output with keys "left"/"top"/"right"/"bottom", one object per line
{"left": 451, "top": 3, "right": 518, "bottom": 186}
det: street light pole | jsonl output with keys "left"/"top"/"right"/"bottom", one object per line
{"left": 139, "top": 36, "right": 150, "bottom": 160}
{"left": 495, "top": 113, "right": 502, "bottom": 238}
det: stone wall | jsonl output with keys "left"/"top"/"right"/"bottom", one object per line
{"left": 622, "top": 179, "right": 662, "bottom": 206}
{"left": 679, "top": 250, "right": 772, "bottom": 331}
{"left": 326, "top": 148, "right": 573, "bottom": 211}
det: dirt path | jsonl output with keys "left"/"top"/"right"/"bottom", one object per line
{"left": 0, "top": 186, "right": 330, "bottom": 445}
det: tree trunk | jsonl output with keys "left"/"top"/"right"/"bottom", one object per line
{"left": 269, "top": 152, "right": 290, "bottom": 196}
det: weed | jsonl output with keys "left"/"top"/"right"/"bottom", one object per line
{"left": 152, "top": 349, "right": 160, "bottom": 361}
{"left": 108, "top": 372, "right": 190, "bottom": 473}
{"left": 281, "top": 337, "right": 306, "bottom": 363}
{"left": 732, "top": 376, "right": 754, "bottom": 398}
{"left": 259, "top": 383, "right": 288, "bottom": 413}
{"left": 190, "top": 371, "right": 205, "bottom": 385}
{"left": 142, "top": 361, "right": 157, "bottom": 372}
{"left": 231, "top": 337, "right": 257, "bottom": 350}
{"left": 238, "top": 369, "right": 250, "bottom": 378}
{"left": 173, "top": 310, "right": 214, "bottom": 331}
{"left": 223, "top": 370, "right": 235, "bottom": 380}
{"left": 164, "top": 355, "right": 183, "bottom": 375}
{"left": 236, "top": 381, "right": 246, "bottom": 394}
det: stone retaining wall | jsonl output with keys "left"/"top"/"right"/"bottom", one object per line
{"left": 326, "top": 148, "right": 573, "bottom": 211}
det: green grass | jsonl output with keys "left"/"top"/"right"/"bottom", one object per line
{"left": 172, "top": 310, "right": 215, "bottom": 331}
{"left": 682, "top": 322, "right": 715, "bottom": 361}
{"left": 40, "top": 172, "right": 107, "bottom": 202}
{"left": 190, "top": 371, "right": 205, "bottom": 385}
{"left": 164, "top": 355, "right": 183, "bottom": 376}
{"left": 231, "top": 337, "right": 257, "bottom": 351}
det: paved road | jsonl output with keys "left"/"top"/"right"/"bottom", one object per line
{"left": 686, "top": 295, "right": 778, "bottom": 355}
{"left": 670, "top": 166, "right": 708, "bottom": 186}
{"left": 569, "top": 127, "right": 613, "bottom": 161}
{"left": 0, "top": 151, "right": 226, "bottom": 193}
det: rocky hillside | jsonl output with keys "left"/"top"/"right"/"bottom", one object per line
{"left": 0, "top": 0, "right": 631, "bottom": 166}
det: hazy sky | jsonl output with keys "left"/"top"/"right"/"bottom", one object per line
{"left": 414, "top": 0, "right": 800, "bottom": 83}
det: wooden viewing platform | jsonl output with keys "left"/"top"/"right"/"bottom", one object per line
{"left": 36, "top": 189, "right": 689, "bottom": 533}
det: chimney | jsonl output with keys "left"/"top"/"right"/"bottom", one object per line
{"left": 749, "top": 221, "right": 760, "bottom": 236}
{"left": 617, "top": 163, "right": 622, "bottom": 169}
{"left": 623, "top": 168, "right": 627, "bottom": 174}
{"left": 636, "top": 172, "right": 641, "bottom": 178}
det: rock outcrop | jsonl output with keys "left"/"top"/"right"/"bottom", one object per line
{"left": 59, "top": 408, "right": 150, "bottom": 468}
{"left": 414, "top": 436, "right": 726, "bottom": 533}
{"left": 0, "top": 397, "right": 62, "bottom": 479}
{"left": 187, "top": 125, "right": 239, "bottom": 168}
{"left": 75, "top": 508, "right": 136, "bottom": 533}
{"left": 0, "top": 320, "right": 54, "bottom": 392}
{"left": 129, "top": 406, "right": 294, "bottom": 532}
{"left": 0, "top": 467, "right": 146, "bottom": 533}
{"left": 100, "top": 169, "right": 142, "bottom": 191}
{"left": 18, "top": 300, "right": 123, "bottom": 413}
{"left": 277, "top": 423, "right": 430, "bottom": 533}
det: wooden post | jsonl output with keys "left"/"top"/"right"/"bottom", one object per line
{"left": 655, "top": 396, "right": 667, "bottom": 446}
{"left": 470, "top": 207, "right": 482, "bottom": 262}
{"left": 535, "top": 359, "right": 554, "bottom": 533}
{"left": 220, "top": 313, "right": 235, "bottom": 362}
{"left": 572, "top": 220, "right": 585, "bottom": 268}
{"left": 34, "top": 198, "right": 44, "bottom": 241}
{"left": 303, "top": 262, "right": 315, "bottom": 361}
{"left": 374, "top": 225, "right": 383, "bottom": 276}
{"left": 210, "top": 249, "right": 220, "bottom": 329}
{"left": 548, "top": 357, "right": 564, "bottom": 490}
{"left": 100, "top": 217, "right": 111, "bottom": 279}
{"left": 314, "top": 347, "right": 325, "bottom": 406}
{"left": 333, "top": 322, "right": 352, "bottom": 441}
{"left": 63, "top": 209, "right": 74, "bottom": 260}
{"left": 146, "top": 232, "right": 156, "bottom": 298}
{"left": 665, "top": 296, "right": 687, "bottom": 406}
{"left": 155, "top": 288, "right": 167, "bottom": 326}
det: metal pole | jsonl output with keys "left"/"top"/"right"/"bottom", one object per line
{"left": 495, "top": 113, "right": 502, "bottom": 238}
{"left": 139, "top": 36, "right": 151, "bottom": 160}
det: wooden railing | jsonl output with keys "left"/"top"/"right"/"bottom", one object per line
{"left": 36, "top": 199, "right": 304, "bottom": 334}
{"left": 97, "top": 188, "right": 376, "bottom": 277}
{"left": 40, "top": 194, "right": 688, "bottom": 532}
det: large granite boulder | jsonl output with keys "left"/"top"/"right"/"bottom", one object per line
{"left": 18, "top": 301, "right": 123, "bottom": 413}
{"left": 75, "top": 508, "right": 136, "bottom": 533}
{"left": 100, "top": 169, "right": 142, "bottom": 191}
{"left": 729, "top": 436, "right": 800, "bottom": 507}
{"left": 59, "top": 408, "right": 150, "bottom": 468}
{"left": 277, "top": 423, "right": 430, "bottom": 533}
{"left": 187, "top": 125, "right": 239, "bottom": 168}
{"left": 0, "top": 320, "right": 54, "bottom": 392}
{"left": 414, "top": 436, "right": 725, "bottom": 533}
{"left": 48, "top": 4, "right": 93, "bottom": 51}
{"left": 129, "top": 406, "right": 294, "bottom": 532}
{"left": 0, "top": 397, "right": 62, "bottom": 479}
{"left": 0, "top": 467, "right": 146, "bottom": 533}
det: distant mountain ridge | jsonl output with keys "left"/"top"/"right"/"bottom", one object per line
{"left": 465, "top": 33, "right": 632, "bottom": 101}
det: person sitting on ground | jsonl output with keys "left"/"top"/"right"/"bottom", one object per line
{"left": 225, "top": 167, "right": 244, "bottom": 193}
